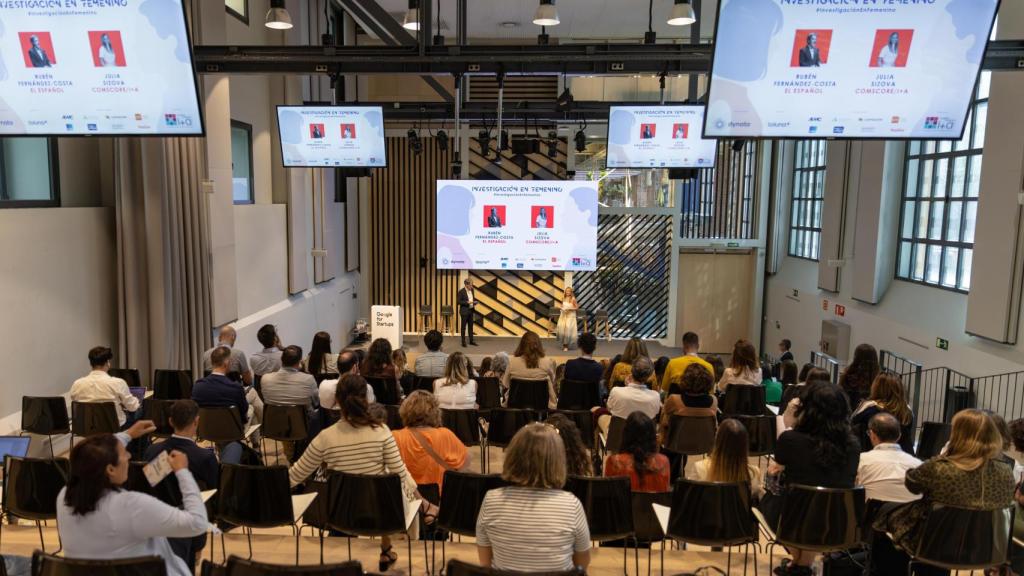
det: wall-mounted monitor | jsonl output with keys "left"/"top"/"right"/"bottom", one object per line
{"left": 276, "top": 105, "right": 387, "bottom": 168}
{"left": 606, "top": 105, "right": 718, "bottom": 168}
{"left": 436, "top": 180, "right": 598, "bottom": 271}
{"left": 704, "top": 0, "right": 1000, "bottom": 139}
{"left": 0, "top": 0, "right": 203, "bottom": 136}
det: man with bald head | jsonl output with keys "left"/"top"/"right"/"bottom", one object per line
{"left": 202, "top": 325, "right": 253, "bottom": 386}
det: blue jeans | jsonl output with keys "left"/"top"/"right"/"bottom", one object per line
{"left": 219, "top": 441, "right": 244, "bottom": 465}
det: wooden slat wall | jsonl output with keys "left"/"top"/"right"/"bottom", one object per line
{"left": 467, "top": 76, "right": 559, "bottom": 103}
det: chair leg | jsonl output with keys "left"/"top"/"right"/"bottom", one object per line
{"left": 727, "top": 545, "right": 732, "bottom": 575}
{"left": 246, "top": 528, "right": 253, "bottom": 560}
{"left": 54, "top": 525, "right": 62, "bottom": 555}
{"left": 294, "top": 523, "right": 300, "bottom": 565}
{"left": 622, "top": 542, "right": 627, "bottom": 575}
{"left": 407, "top": 530, "right": 413, "bottom": 576}
{"left": 36, "top": 521, "right": 45, "bottom": 553}
{"left": 660, "top": 540, "right": 665, "bottom": 576}
{"left": 347, "top": 537, "right": 352, "bottom": 561}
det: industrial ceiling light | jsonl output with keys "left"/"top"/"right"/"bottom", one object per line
{"left": 477, "top": 130, "right": 491, "bottom": 158}
{"left": 533, "top": 0, "right": 560, "bottom": 27}
{"left": 265, "top": 0, "right": 293, "bottom": 30}
{"left": 402, "top": 0, "right": 421, "bottom": 31}
{"left": 574, "top": 129, "right": 586, "bottom": 153}
{"left": 436, "top": 129, "right": 449, "bottom": 151}
{"left": 667, "top": 0, "right": 696, "bottom": 26}
{"left": 546, "top": 131, "right": 559, "bottom": 158}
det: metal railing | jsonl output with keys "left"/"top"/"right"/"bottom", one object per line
{"left": 879, "top": 349, "right": 924, "bottom": 434}
{"left": 810, "top": 351, "right": 842, "bottom": 385}
{"left": 894, "top": 363, "right": 1024, "bottom": 436}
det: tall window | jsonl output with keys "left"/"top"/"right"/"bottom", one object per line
{"left": 896, "top": 71, "right": 990, "bottom": 292}
{"left": 230, "top": 120, "right": 254, "bottom": 205}
{"left": 789, "top": 140, "right": 827, "bottom": 260}
{"left": 226, "top": 0, "right": 248, "bottom": 24}
{"left": 680, "top": 140, "right": 758, "bottom": 239}
{"left": 0, "top": 138, "right": 59, "bottom": 208}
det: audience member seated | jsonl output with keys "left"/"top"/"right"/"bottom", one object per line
{"left": 502, "top": 331, "right": 558, "bottom": 409}
{"left": 692, "top": 418, "right": 763, "bottom": 499}
{"left": 479, "top": 357, "right": 493, "bottom": 377}
{"left": 288, "top": 374, "right": 438, "bottom": 571}
{"left": 704, "top": 354, "right": 725, "bottom": 385}
{"left": 601, "top": 357, "right": 661, "bottom": 434}
{"left": 851, "top": 373, "right": 915, "bottom": 453}
{"left": 434, "top": 352, "right": 477, "bottom": 409}
{"left": 476, "top": 423, "right": 591, "bottom": 572}
{"left": 260, "top": 346, "right": 319, "bottom": 411}
{"left": 71, "top": 346, "right": 141, "bottom": 427}
{"left": 319, "top": 351, "right": 372, "bottom": 411}
{"left": 838, "top": 343, "right": 880, "bottom": 409}
{"left": 876, "top": 409, "right": 1015, "bottom": 560}
{"left": 249, "top": 324, "right": 283, "bottom": 377}
{"left": 781, "top": 367, "right": 831, "bottom": 429}
{"left": 855, "top": 412, "right": 921, "bottom": 504}
{"left": 563, "top": 332, "right": 604, "bottom": 388}
{"left": 143, "top": 400, "right": 241, "bottom": 572}
{"left": 57, "top": 420, "right": 208, "bottom": 576}
{"left": 361, "top": 339, "right": 403, "bottom": 403}
{"left": 483, "top": 352, "right": 509, "bottom": 380}
{"left": 392, "top": 349, "right": 416, "bottom": 395}
{"left": 544, "top": 413, "right": 593, "bottom": 477}
{"left": 604, "top": 412, "right": 669, "bottom": 492}
{"left": 716, "top": 339, "right": 761, "bottom": 394}
{"left": 192, "top": 346, "right": 249, "bottom": 419}
{"left": 392, "top": 390, "right": 468, "bottom": 490}
{"left": 202, "top": 325, "right": 253, "bottom": 385}
{"left": 415, "top": 330, "right": 448, "bottom": 378}
{"left": 777, "top": 339, "right": 794, "bottom": 364}
{"left": 601, "top": 354, "right": 622, "bottom": 393}
{"left": 761, "top": 382, "right": 860, "bottom": 575}
{"left": 1012, "top": 418, "right": 1024, "bottom": 480}
{"left": 988, "top": 412, "right": 1024, "bottom": 481}
{"left": 303, "top": 331, "right": 338, "bottom": 376}
{"left": 659, "top": 363, "right": 719, "bottom": 441}
{"left": 661, "top": 332, "right": 714, "bottom": 392}
{"left": 609, "top": 338, "right": 658, "bottom": 390}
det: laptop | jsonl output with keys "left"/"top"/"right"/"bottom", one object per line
{"left": 129, "top": 386, "right": 147, "bottom": 405}
{"left": 0, "top": 436, "right": 31, "bottom": 462}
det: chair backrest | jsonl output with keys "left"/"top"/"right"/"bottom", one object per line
{"left": 604, "top": 416, "right": 627, "bottom": 454}
{"left": 476, "top": 377, "right": 502, "bottom": 411}
{"left": 33, "top": 552, "right": 167, "bottom": 576}
{"left": 446, "top": 559, "right": 584, "bottom": 576}
{"left": 486, "top": 408, "right": 540, "bottom": 448}
{"left": 550, "top": 410, "right": 595, "bottom": 449}
{"left": 143, "top": 398, "right": 177, "bottom": 438}
{"left": 441, "top": 409, "right": 481, "bottom": 447}
{"left": 224, "top": 555, "right": 363, "bottom": 576}
{"left": 326, "top": 472, "right": 406, "bottom": 536}
{"left": 734, "top": 415, "right": 777, "bottom": 456}
{"left": 916, "top": 421, "right": 952, "bottom": 460}
{"left": 441, "top": 305, "right": 455, "bottom": 316}
{"left": 507, "top": 378, "right": 549, "bottom": 411}
{"left": 564, "top": 475, "right": 633, "bottom": 541}
{"left": 912, "top": 504, "right": 1013, "bottom": 570}
{"left": 437, "top": 471, "right": 507, "bottom": 536}
{"left": 414, "top": 376, "right": 436, "bottom": 393}
{"left": 631, "top": 491, "right": 672, "bottom": 543}
{"left": 720, "top": 385, "right": 767, "bottom": 416}
{"left": 557, "top": 379, "right": 601, "bottom": 410}
{"left": 365, "top": 376, "right": 401, "bottom": 405}
{"left": 775, "top": 484, "right": 866, "bottom": 552}
{"left": 662, "top": 415, "right": 716, "bottom": 455}
{"left": 153, "top": 369, "right": 193, "bottom": 400}
{"left": 127, "top": 461, "right": 183, "bottom": 507}
{"left": 383, "top": 404, "right": 403, "bottom": 430}
{"left": 667, "top": 479, "right": 757, "bottom": 546}
{"left": 312, "top": 373, "right": 335, "bottom": 385}
{"left": 418, "top": 305, "right": 433, "bottom": 316}
{"left": 71, "top": 401, "right": 119, "bottom": 436}
{"left": 108, "top": 368, "right": 143, "bottom": 389}
{"left": 217, "top": 463, "right": 293, "bottom": 528}
{"left": 3, "top": 456, "right": 68, "bottom": 520}
{"left": 262, "top": 404, "right": 309, "bottom": 442}
{"left": 21, "top": 396, "right": 70, "bottom": 436}
{"left": 197, "top": 406, "right": 245, "bottom": 444}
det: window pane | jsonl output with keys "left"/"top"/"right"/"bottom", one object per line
{"left": 950, "top": 156, "right": 967, "bottom": 198}
{"left": 916, "top": 200, "right": 930, "bottom": 238}
{"left": 1, "top": 139, "right": 54, "bottom": 203}
{"left": 920, "top": 160, "right": 933, "bottom": 198}
{"left": 929, "top": 202, "right": 945, "bottom": 240}
{"left": 978, "top": 71, "right": 991, "bottom": 100}
{"left": 972, "top": 101, "right": 988, "bottom": 148}
{"left": 960, "top": 249, "right": 973, "bottom": 291}
{"left": 942, "top": 247, "right": 959, "bottom": 287}
{"left": 946, "top": 201, "right": 963, "bottom": 242}
{"left": 789, "top": 140, "right": 827, "bottom": 260}
{"left": 899, "top": 241, "right": 912, "bottom": 278}
{"left": 926, "top": 245, "right": 942, "bottom": 284}
{"left": 963, "top": 201, "right": 977, "bottom": 244}
{"left": 905, "top": 159, "right": 919, "bottom": 198}
{"left": 231, "top": 122, "right": 253, "bottom": 204}
{"left": 902, "top": 201, "right": 916, "bottom": 237}
{"left": 967, "top": 156, "right": 982, "bottom": 198}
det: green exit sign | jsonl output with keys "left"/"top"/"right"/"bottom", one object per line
{"left": 936, "top": 338, "right": 949, "bottom": 350}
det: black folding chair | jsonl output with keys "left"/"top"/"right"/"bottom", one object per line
{"left": 1, "top": 456, "right": 69, "bottom": 553}
{"left": 153, "top": 369, "right": 193, "bottom": 400}
{"left": 564, "top": 475, "right": 634, "bottom": 574}
{"left": 109, "top": 368, "right": 143, "bottom": 389}
{"left": 508, "top": 378, "right": 550, "bottom": 412}
{"left": 484, "top": 408, "right": 540, "bottom": 472}
{"left": 217, "top": 464, "right": 307, "bottom": 564}
{"left": 32, "top": 552, "right": 166, "bottom": 576}
{"left": 557, "top": 379, "right": 601, "bottom": 410}
{"left": 436, "top": 471, "right": 507, "bottom": 571}
{"left": 667, "top": 479, "right": 759, "bottom": 575}
{"left": 261, "top": 404, "right": 309, "bottom": 465}
{"left": 223, "top": 555, "right": 363, "bottom": 576}
{"left": 907, "top": 504, "right": 1014, "bottom": 574}
{"left": 630, "top": 491, "right": 672, "bottom": 576}
{"left": 21, "top": 396, "right": 70, "bottom": 460}
{"left": 721, "top": 385, "right": 767, "bottom": 416}
{"left": 71, "top": 401, "right": 119, "bottom": 444}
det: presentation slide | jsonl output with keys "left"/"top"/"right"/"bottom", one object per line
{"left": 0, "top": 0, "right": 203, "bottom": 136}
{"left": 436, "top": 180, "right": 598, "bottom": 271}
{"left": 607, "top": 105, "right": 718, "bottom": 168}
{"left": 277, "top": 106, "right": 387, "bottom": 168}
{"left": 704, "top": 0, "right": 999, "bottom": 139}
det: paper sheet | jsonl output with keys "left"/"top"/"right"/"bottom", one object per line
{"left": 291, "top": 493, "right": 318, "bottom": 524}
{"left": 652, "top": 503, "right": 670, "bottom": 536}
{"left": 200, "top": 489, "right": 217, "bottom": 503}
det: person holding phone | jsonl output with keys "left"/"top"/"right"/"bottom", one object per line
{"left": 57, "top": 420, "right": 209, "bottom": 576}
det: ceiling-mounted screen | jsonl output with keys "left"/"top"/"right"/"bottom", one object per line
{"left": 606, "top": 105, "right": 718, "bottom": 168}
{"left": 704, "top": 0, "right": 999, "bottom": 139}
{"left": 436, "top": 180, "right": 598, "bottom": 271}
{"left": 0, "top": 0, "right": 203, "bottom": 136}
{"left": 277, "top": 106, "right": 387, "bottom": 168}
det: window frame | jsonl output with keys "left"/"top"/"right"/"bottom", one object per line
{"left": 226, "top": 0, "right": 249, "bottom": 25}
{"left": 679, "top": 139, "right": 759, "bottom": 240}
{"left": 788, "top": 140, "right": 828, "bottom": 262}
{"left": 0, "top": 138, "right": 61, "bottom": 209}
{"left": 230, "top": 119, "right": 255, "bottom": 206}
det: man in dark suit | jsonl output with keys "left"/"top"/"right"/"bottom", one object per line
{"left": 457, "top": 278, "right": 478, "bottom": 347}
{"left": 486, "top": 207, "right": 502, "bottom": 228}
{"left": 27, "top": 35, "right": 52, "bottom": 68}
{"left": 192, "top": 346, "right": 249, "bottom": 417}
{"left": 778, "top": 339, "right": 794, "bottom": 364}
{"left": 799, "top": 33, "right": 821, "bottom": 67}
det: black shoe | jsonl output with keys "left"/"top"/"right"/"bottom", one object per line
{"left": 461, "top": 341, "right": 467, "bottom": 347}
{"left": 470, "top": 341, "right": 479, "bottom": 346}
{"left": 773, "top": 564, "right": 812, "bottom": 576}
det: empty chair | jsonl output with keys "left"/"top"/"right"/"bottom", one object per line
{"left": 764, "top": 484, "right": 866, "bottom": 572}
{"left": 441, "top": 408, "right": 484, "bottom": 469}
{"left": 630, "top": 491, "right": 672, "bottom": 576}
{"left": 143, "top": 398, "right": 177, "bottom": 439}
{"left": 223, "top": 555, "right": 363, "bottom": 576}
{"left": 662, "top": 415, "right": 717, "bottom": 456}
{"left": 734, "top": 415, "right": 777, "bottom": 457}
{"left": 557, "top": 379, "right": 601, "bottom": 411}
{"left": 916, "top": 421, "right": 952, "bottom": 460}
{"left": 475, "top": 377, "right": 502, "bottom": 414}
{"left": 907, "top": 504, "right": 1014, "bottom": 573}
{"left": 261, "top": 404, "right": 309, "bottom": 465}
{"left": 440, "top": 306, "right": 455, "bottom": 334}
{"left": 153, "top": 369, "right": 192, "bottom": 400}
{"left": 32, "top": 552, "right": 167, "bottom": 576}
{"left": 720, "top": 385, "right": 767, "bottom": 416}
{"left": 446, "top": 559, "right": 584, "bottom": 576}
{"left": 2, "top": 456, "right": 69, "bottom": 551}
{"left": 551, "top": 410, "right": 595, "bottom": 450}
{"left": 667, "top": 479, "right": 758, "bottom": 574}
{"left": 418, "top": 304, "right": 433, "bottom": 333}
{"left": 602, "top": 416, "right": 627, "bottom": 455}
{"left": 564, "top": 475, "right": 634, "bottom": 573}
{"left": 108, "top": 368, "right": 143, "bottom": 389}
{"left": 507, "top": 378, "right": 550, "bottom": 412}
{"left": 71, "top": 401, "right": 119, "bottom": 442}
{"left": 365, "top": 377, "right": 401, "bottom": 405}
{"left": 217, "top": 464, "right": 311, "bottom": 564}
{"left": 436, "top": 471, "right": 507, "bottom": 568}
{"left": 414, "top": 376, "right": 436, "bottom": 393}
{"left": 21, "top": 396, "right": 71, "bottom": 460}
{"left": 593, "top": 310, "right": 611, "bottom": 341}
{"left": 197, "top": 407, "right": 246, "bottom": 445}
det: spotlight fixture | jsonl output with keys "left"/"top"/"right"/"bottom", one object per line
{"left": 402, "top": 0, "right": 421, "bottom": 31}
{"left": 555, "top": 88, "right": 574, "bottom": 112}
{"left": 731, "top": 139, "right": 746, "bottom": 153}
{"left": 574, "top": 129, "right": 586, "bottom": 153}
{"left": 500, "top": 130, "right": 510, "bottom": 152}
{"left": 477, "top": 130, "right": 492, "bottom": 157}
{"left": 436, "top": 129, "right": 449, "bottom": 151}
{"left": 546, "top": 131, "right": 559, "bottom": 158}
{"left": 667, "top": 0, "right": 697, "bottom": 26}
{"left": 407, "top": 128, "right": 422, "bottom": 154}
{"left": 533, "top": 0, "right": 560, "bottom": 27}
{"left": 265, "top": 0, "right": 293, "bottom": 30}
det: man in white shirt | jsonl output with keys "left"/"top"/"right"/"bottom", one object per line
{"left": 601, "top": 357, "right": 661, "bottom": 433}
{"left": 319, "top": 351, "right": 374, "bottom": 410}
{"left": 856, "top": 412, "right": 922, "bottom": 503}
{"left": 249, "top": 324, "right": 283, "bottom": 376}
{"left": 201, "top": 325, "right": 253, "bottom": 386}
{"left": 414, "top": 330, "right": 448, "bottom": 378}
{"left": 70, "top": 346, "right": 141, "bottom": 427}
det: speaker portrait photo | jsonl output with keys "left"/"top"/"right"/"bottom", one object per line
{"left": 484, "top": 206, "right": 505, "bottom": 228}
{"left": 340, "top": 124, "right": 356, "bottom": 139}
{"left": 309, "top": 124, "right": 325, "bottom": 139}
{"left": 89, "top": 31, "right": 126, "bottom": 67}
{"left": 672, "top": 123, "right": 689, "bottom": 139}
{"left": 531, "top": 206, "right": 554, "bottom": 229}
{"left": 871, "top": 29, "right": 913, "bottom": 68}
{"left": 19, "top": 32, "right": 55, "bottom": 68}
{"left": 790, "top": 29, "right": 832, "bottom": 68}
{"left": 640, "top": 124, "right": 656, "bottom": 139}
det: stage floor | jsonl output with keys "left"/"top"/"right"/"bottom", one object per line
{"left": 398, "top": 334, "right": 682, "bottom": 366}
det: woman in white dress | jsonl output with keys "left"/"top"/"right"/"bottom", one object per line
{"left": 98, "top": 33, "right": 117, "bottom": 67}
{"left": 555, "top": 287, "right": 578, "bottom": 352}
{"left": 877, "top": 32, "right": 900, "bottom": 67}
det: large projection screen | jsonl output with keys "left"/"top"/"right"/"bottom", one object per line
{"left": 607, "top": 105, "right": 718, "bottom": 168}
{"left": 276, "top": 106, "right": 387, "bottom": 168}
{"left": 704, "top": 0, "right": 999, "bottom": 140}
{"left": 436, "top": 180, "right": 599, "bottom": 272}
{"left": 0, "top": 0, "right": 204, "bottom": 136}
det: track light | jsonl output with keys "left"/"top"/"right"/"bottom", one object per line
{"left": 500, "top": 130, "right": 510, "bottom": 152}
{"left": 402, "top": 0, "right": 421, "bottom": 31}
{"left": 574, "top": 129, "right": 586, "bottom": 153}
{"left": 265, "top": 0, "right": 293, "bottom": 30}
{"left": 667, "top": 0, "right": 696, "bottom": 26}
{"left": 408, "top": 128, "right": 422, "bottom": 154}
{"left": 533, "top": 0, "right": 560, "bottom": 27}
{"left": 555, "top": 88, "right": 574, "bottom": 112}
{"left": 731, "top": 139, "right": 746, "bottom": 153}
{"left": 436, "top": 129, "right": 449, "bottom": 151}
{"left": 547, "top": 131, "right": 559, "bottom": 158}
{"left": 477, "top": 130, "right": 491, "bottom": 158}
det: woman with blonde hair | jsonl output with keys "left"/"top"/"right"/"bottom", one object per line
{"left": 610, "top": 338, "right": 658, "bottom": 389}
{"left": 556, "top": 286, "right": 579, "bottom": 351}
{"left": 476, "top": 423, "right": 591, "bottom": 572}
{"left": 879, "top": 409, "right": 1015, "bottom": 555}
{"left": 693, "top": 419, "right": 763, "bottom": 499}
{"left": 433, "top": 351, "right": 477, "bottom": 409}
{"left": 392, "top": 390, "right": 468, "bottom": 491}
{"left": 850, "top": 373, "right": 915, "bottom": 453}
{"left": 503, "top": 331, "right": 558, "bottom": 409}
{"left": 717, "top": 339, "right": 761, "bottom": 393}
